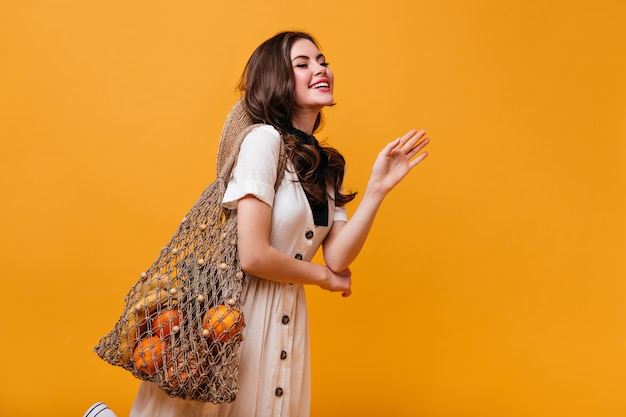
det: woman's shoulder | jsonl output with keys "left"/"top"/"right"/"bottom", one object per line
{"left": 241, "top": 124, "right": 281, "bottom": 151}
{"left": 246, "top": 124, "right": 280, "bottom": 139}
{"left": 240, "top": 125, "right": 281, "bottom": 156}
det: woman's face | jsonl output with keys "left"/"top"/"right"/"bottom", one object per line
{"left": 290, "top": 38, "right": 334, "bottom": 112}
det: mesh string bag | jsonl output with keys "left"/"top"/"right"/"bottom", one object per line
{"left": 94, "top": 98, "right": 286, "bottom": 403}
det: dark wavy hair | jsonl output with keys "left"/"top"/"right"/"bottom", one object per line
{"left": 238, "top": 31, "right": 356, "bottom": 208}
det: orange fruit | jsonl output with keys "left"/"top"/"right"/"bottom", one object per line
{"left": 152, "top": 309, "right": 183, "bottom": 338}
{"left": 202, "top": 305, "right": 244, "bottom": 342}
{"left": 133, "top": 336, "right": 167, "bottom": 375}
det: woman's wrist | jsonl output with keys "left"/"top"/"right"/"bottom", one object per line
{"left": 316, "top": 264, "right": 332, "bottom": 290}
{"left": 362, "top": 180, "right": 389, "bottom": 209}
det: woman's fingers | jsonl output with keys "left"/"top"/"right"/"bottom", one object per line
{"left": 399, "top": 129, "right": 426, "bottom": 149}
{"left": 407, "top": 136, "right": 430, "bottom": 157}
{"left": 381, "top": 128, "right": 430, "bottom": 171}
{"left": 397, "top": 129, "right": 429, "bottom": 159}
{"left": 409, "top": 148, "right": 429, "bottom": 168}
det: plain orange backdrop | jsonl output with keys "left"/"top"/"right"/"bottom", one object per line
{"left": 1, "top": 1, "right": 625, "bottom": 416}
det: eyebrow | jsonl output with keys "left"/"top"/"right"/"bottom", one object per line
{"left": 291, "top": 53, "right": 326, "bottom": 62}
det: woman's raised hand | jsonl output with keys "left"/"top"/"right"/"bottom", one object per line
{"left": 369, "top": 129, "right": 430, "bottom": 195}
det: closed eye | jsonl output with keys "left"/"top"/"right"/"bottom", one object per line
{"left": 292, "top": 53, "right": 329, "bottom": 69}
{"left": 294, "top": 62, "right": 329, "bottom": 69}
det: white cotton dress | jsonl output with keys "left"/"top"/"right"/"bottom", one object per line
{"left": 129, "top": 125, "right": 348, "bottom": 417}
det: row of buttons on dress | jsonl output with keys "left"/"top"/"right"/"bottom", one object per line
{"left": 294, "top": 230, "right": 315, "bottom": 260}
{"left": 276, "top": 230, "right": 314, "bottom": 397}
{"left": 276, "top": 315, "right": 291, "bottom": 396}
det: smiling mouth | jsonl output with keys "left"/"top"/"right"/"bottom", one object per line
{"left": 310, "top": 81, "right": 330, "bottom": 89}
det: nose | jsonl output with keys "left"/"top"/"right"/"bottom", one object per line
{"left": 314, "top": 63, "right": 326, "bottom": 76}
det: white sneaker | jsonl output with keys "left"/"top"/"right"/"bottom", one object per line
{"left": 82, "top": 402, "right": 118, "bottom": 417}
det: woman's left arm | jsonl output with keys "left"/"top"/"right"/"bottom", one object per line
{"left": 322, "top": 129, "right": 430, "bottom": 272}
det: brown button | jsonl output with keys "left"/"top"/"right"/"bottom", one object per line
{"left": 280, "top": 350, "right": 287, "bottom": 360}
{"left": 275, "top": 387, "right": 284, "bottom": 396}
{"left": 305, "top": 230, "right": 314, "bottom": 239}
{"left": 294, "top": 253, "right": 303, "bottom": 260}
{"left": 282, "top": 315, "right": 290, "bottom": 325}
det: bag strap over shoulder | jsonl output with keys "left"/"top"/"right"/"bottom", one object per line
{"left": 216, "top": 98, "right": 287, "bottom": 190}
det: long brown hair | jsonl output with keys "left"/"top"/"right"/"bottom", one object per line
{"left": 238, "top": 31, "right": 356, "bottom": 208}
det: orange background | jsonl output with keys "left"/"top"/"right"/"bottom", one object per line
{"left": 1, "top": 1, "right": 625, "bottom": 416}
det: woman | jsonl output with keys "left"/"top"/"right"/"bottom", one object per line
{"left": 130, "top": 31, "right": 429, "bottom": 417}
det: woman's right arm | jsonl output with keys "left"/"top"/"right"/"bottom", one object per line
{"left": 236, "top": 194, "right": 352, "bottom": 296}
